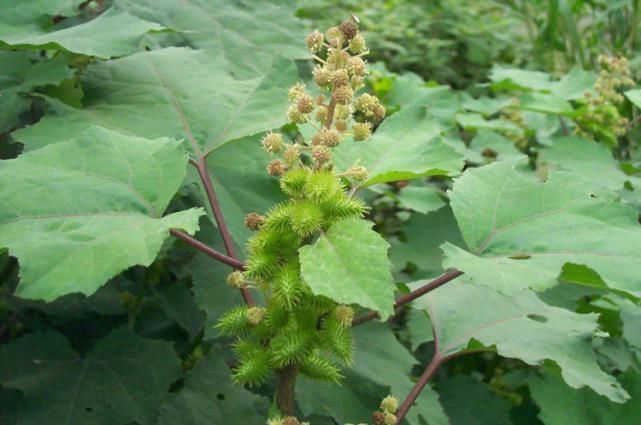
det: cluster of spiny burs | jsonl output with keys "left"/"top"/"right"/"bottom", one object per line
{"left": 216, "top": 18, "right": 386, "bottom": 389}
{"left": 576, "top": 54, "right": 634, "bottom": 143}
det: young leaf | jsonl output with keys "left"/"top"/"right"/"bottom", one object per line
{"left": 14, "top": 48, "right": 297, "bottom": 156}
{"left": 0, "top": 8, "right": 164, "bottom": 58}
{"left": 417, "top": 282, "right": 629, "bottom": 402}
{"left": 299, "top": 218, "right": 395, "bottom": 318}
{"left": 0, "top": 126, "right": 203, "bottom": 300}
{"left": 333, "top": 106, "right": 464, "bottom": 187}
{"left": 0, "top": 327, "right": 182, "bottom": 425}
{"left": 444, "top": 159, "right": 641, "bottom": 297}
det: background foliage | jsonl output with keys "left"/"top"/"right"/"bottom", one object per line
{"left": 1, "top": 1, "right": 641, "bottom": 424}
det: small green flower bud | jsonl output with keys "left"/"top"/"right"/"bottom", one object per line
{"left": 372, "top": 411, "right": 386, "bottom": 425}
{"left": 313, "top": 66, "right": 333, "bottom": 88}
{"left": 267, "top": 159, "right": 286, "bottom": 176}
{"left": 312, "top": 130, "right": 323, "bottom": 146}
{"left": 244, "top": 212, "right": 265, "bottom": 230}
{"left": 334, "top": 305, "right": 354, "bottom": 327}
{"left": 332, "top": 69, "right": 350, "bottom": 87}
{"left": 319, "top": 128, "right": 342, "bottom": 147}
{"left": 297, "top": 93, "right": 315, "bottom": 114}
{"left": 355, "top": 93, "right": 378, "bottom": 116}
{"left": 226, "top": 271, "right": 246, "bottom": 288}
{"left": 325, "top": 26, "right": 342, "bottom": 47}
{"left": 352, "top": 122, "right": 372, "bottom": 141}
{"left": 380, "top": 395, "right": 398, "bottom": 413}
{"left": 261, "top": 132, "right": 284, "bottom": 153}
{"left": 384, "top": 412, "right": 396, "bottom": 425}
{"left": 347, "top": 56, "right": 367, "bottom": 77}
{"left": 335, "top": 104, "right": 351, "bottom": 120}
{"left": 283, "top": 144, "right": 301, "bottom": 165}
{"left": 348, "top": 165, "right": 368, "bottom": 182}
{"left": 288, "top": 83, "right": 306, "bottom": 101}
{"left": 335, "top": 119, "right": 348, "bottom": 132}
{"left": 339, "top": 19, "right": 359, "bottom": 41}
{"left": 247, "top": 306, "right": 266, "bottom": 325}
{"left": 305, "top": 30, "right": 324, "bottom": 53}
{"left": 312, "top": 145, "right": 331, "bottom": 164}
{"left": 349, "top": 34, "right": 367, "bottom": 53}
{"left": 287, "top": 105, "right": 308, "bottom": 124}
{"left": 315, "top": 106, "right": 328, "bottom": 125}
{"left": 372, "top": 104, "right": 386, "bottom": 123}
{"left": 334, "top": 85, "right": 353, "bottom": 105}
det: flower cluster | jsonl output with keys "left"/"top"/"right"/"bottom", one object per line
{"left": 575, "top": 55, "right": 634, "bottom": 145}
{"left": 371, "top": 395, "right": 399, "bottom": 425}
{"left": 216, "top": 18, "right": 385, "bottom": 391}
{"left": 262, "top": 17, "right": 385, "bottom": 177}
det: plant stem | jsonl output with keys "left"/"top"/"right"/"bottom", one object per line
{"left": 325, "top": 95, "right": 337, "bottom": 129}
{"left": 170, "top": 229, "right": 245, "bottom": 269}
{"left": 191, "top": 157, "right": 255, "bottom": 305}
{"left": 276, "top": 364, "right": 299, "bottom": 416}
{"left": 395, "top": 354, "right": 443, "bottom": 424}
{"left": 351, "top": 269, "right": 463, "bottom": 326}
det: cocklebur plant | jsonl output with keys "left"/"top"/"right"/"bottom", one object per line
{"left": 574, "top": 55, "right": 634, "bottom": 146}
{"left": 215, "top": 17, "right": 388, "bottom": 417}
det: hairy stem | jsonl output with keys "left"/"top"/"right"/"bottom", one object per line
{"left": 276, "top": 364, "right": 299, "bottom": 416}
{"left": 170, "top": 229, "right": 245, "bottom": 269}
{"left": 352, "top": 269, "right": 463, "bottom": 326}
{"left": 395, "top": 354, "right": 443, "bottom": 424}
{"left": 191, "top": 157, "right": 255, "bottom": 305}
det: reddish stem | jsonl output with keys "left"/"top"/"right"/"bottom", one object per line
{"left": 351, "top": 269, "right": 463, "bottom": 326}
{"left": 190, "top": 157, "right": 254, "bottom": 305}
{"left": 395, "top": 354, "right": 444, "bottom": 424}
{"left": 170, "top": 229, "right": 244, "bottom": 269}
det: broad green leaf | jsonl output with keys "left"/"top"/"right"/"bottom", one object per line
{"left": 519, "top": 92, "right": 573, "bottom": 115}
{"left": 418, "top": 282, "right": 629, "bottom": 402}
{"left": 299, "top": 218, "right": 395, "bottom": 318}
{"left": 617, "top": 297, "right": 641, "bottom": 351}
{"left": 0, "top": 327, "right": 181, "bottom": 425}
{"left": 333, "top": 107, "right": 464, "bottom": 187}
{"left": 157, "top": 346, "right": 269, "bottom": 425}
{"left": 539, "top": 136, "right": 632, "bottom": 191}
{"left": 467, "top": 130, "right": 523, "bottom": 164}
{"left": 0, "top": 126, "right": 203, "bottom": 300}
{"left": 298, "top": 323, "right": 449, "bottom": 425}
{"left": 206, "top": 134, "right": 284, "bottom": 251}
{"left": 436, "top": 375, "right": 512, "bottom": 425}
{"left": 456, "top": 112, "right": 522, "bottom": 133}
{"left": 114, "top": 0, "right": 308, "bottom": 78}
{"left": 461, "top": 93, "right": 513, "bottom": 116}
{"left": 385, "top": 74, "right": 460, "bottom": 123}
{"left": 0, "top": 388, "right": 21, "bottom": 425}
{"left": 444, "top": 160, "right": 641, "bottom": 297}
{"left": 152, "top": 282, "right": 205, "bottom": 339}
{"left": 14, "top": 48, "right": 297, "bottom": 156}
{"left": 396, "top": 186, "right": 446, "bottom": 214}
{"left": 0, "top": 52, "right": 69, "bottom": 132}
{"left": 552, "top": 66, "right": 596, "bottom": 100}
{"left": 406, "top": 308, "right": 434, "bottom": 350}
{"left": 390, "top": 206, "right": 465, "bottom": 280}
{"left": 529, "top": 370, "right": 641, "bottom": 425}
{"left": 624, "top": 89, "right": 641, "bottom": 109}
{"left": 490, "top": 65, "right": 552, "bottom": 91}
{"left": 0, "top": 8, "right": 164, "bottom": 58}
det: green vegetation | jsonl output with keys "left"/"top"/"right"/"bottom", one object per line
{"left": 1, "top": 1, "right": 641, "bottom": 425}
